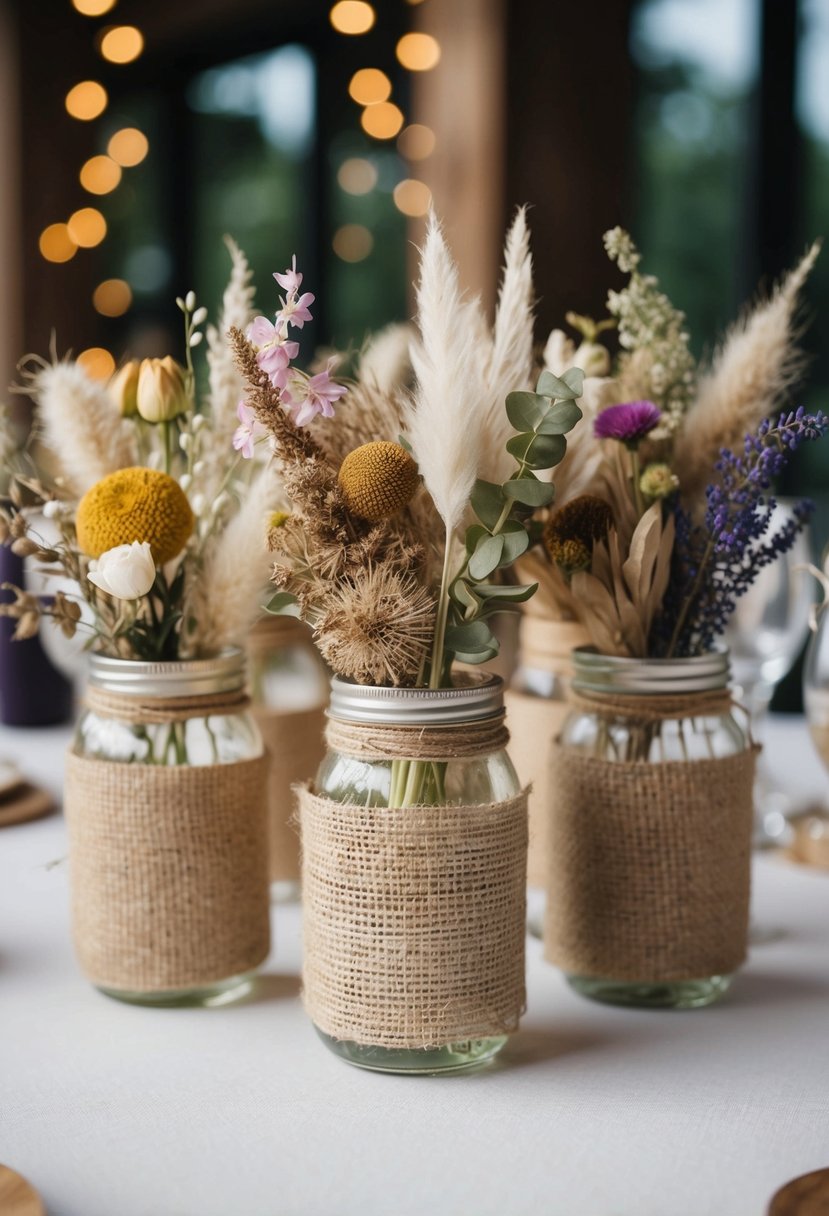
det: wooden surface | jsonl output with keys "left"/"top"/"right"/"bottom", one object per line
{"left": 0, "top": 782, "right": 55, "bottom": 828}
{"left": 0, "top": 1165, "right": 45, "bottom": 1216}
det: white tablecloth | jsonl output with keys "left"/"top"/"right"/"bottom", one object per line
{"left": 1, "top": 717, "right": 828, "bottom": 1216}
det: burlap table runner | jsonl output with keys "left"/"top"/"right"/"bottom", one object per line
{"left": 506, "top": 617, "right": 588, "bottom": 887}
{"left": 543, "top": 718, "right": 757, "bottom": 982}
{"left": 299, "top": 784, "right": 528, "bottom": 1048}
{"left": 65, "top": 751, "right": 271, "bottom": 992}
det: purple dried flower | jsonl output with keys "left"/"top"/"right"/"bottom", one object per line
{"left": 655, "top": 407, "right": 828, "bottom": 656}
{"left": 594, "top": 400, "right": 662, "bottom": 446}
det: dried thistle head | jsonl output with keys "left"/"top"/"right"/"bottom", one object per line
{"left": 314, "top": 564, "right": 435, "bottom": 687}
{"left": 545, "top": 495, "right": 613, "bottom": 574}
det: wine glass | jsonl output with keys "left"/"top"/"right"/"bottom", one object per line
{"left": 804, "top": 585, "right": 829, "bottom": 776}
{"left": 722, "top": 501, "right": 815, "bottom": 845}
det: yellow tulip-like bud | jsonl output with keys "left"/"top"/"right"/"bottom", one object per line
{"left": 136, "top": 356, "right": 188, "bottom": 424}
{"left": 76, "top": 466, "right": 194, "bottom": 564}
{"left": 109, "top": 359, "right": 141, "bottom": 417}
{"left": 337, "top": 441, "right": 420, "bottom": 522}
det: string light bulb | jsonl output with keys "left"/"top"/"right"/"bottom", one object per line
{"left": 77, "top": 348, "right": 116, "bottom": 380}
{"left": 68, "top": 207, "right": 107, "bottom": 248}
{"left": 361, "top": 102, "right": 404, "bottom": 140}
{"left": 39, "top": 224, "right": 77, "bottom": 264}
{"left": 72, "top": 0, "right": 117, "bottom": 13}
{"left": 329, "top": 1, "right": 375, "bottom": 34}
{"left": 80, "top": 155, "right": 122, "bottom": 195}
{"left": 393, "top": 179, "right": 432, "bottom": 217}
{"left": 65, "top": 80, "right": 108, "bottom": 121}
{"left": 99, "top": 25, "right": 144, "bottom": 63}
{"left": 107, "top": 127, "right": 149, "bottom": 167}
{"left": 93, "top": 279, "right": 133, "bottom": 317}
{"left": 348, "top": 68, "right": 391, "bottom": 106}
{"left": 396, "top": 33, "right": 441, "bottom": 71}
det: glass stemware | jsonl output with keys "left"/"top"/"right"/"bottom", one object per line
{"left": 722, "top": 501, "right": 815, "bottom": 845}
{"left": 804, "top": 585, "right": 829, "bottom": 777}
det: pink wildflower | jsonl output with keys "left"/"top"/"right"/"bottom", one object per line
{"left": 273, "top": 255, "right": 303, "bottom": 295}
{"left": 284, "top": 362, "right": 347, "bottom": 428}
{"left": 232, "top": 400, "right": 260, "bottom": 459}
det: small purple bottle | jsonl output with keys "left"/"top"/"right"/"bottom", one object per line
{"left": 0, "top": 545, "right": 73, "bottom": 726}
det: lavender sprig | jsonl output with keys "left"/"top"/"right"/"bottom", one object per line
{"left": 657, "top": 407, "right": 827, "bottom": 657}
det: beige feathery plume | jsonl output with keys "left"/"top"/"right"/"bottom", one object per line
{"left": 479, "top": 207, "right": 536, "bottom": 482}
{"left": 206, "top": 237, "right": 256, "bottom": 440}
{"left": 407, "top": 214, "right": 481, "bottom": 534}
{"left": 22, "top": 358, "right": 136, "bottom": 496}
{"left": 358, "top": 323, "right": 414, "bottom": 394}
{"left": 188, "top": 463, "right": 283, "bottom": 653}
{"left": 674, "top": 241, "right": 821, "bottom": 503}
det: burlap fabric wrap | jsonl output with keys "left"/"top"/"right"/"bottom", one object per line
{"left": 248, "top": 617, "right": 327, "bottom": 883}
{"left": 544, "top": 689, "right": 757, "bottom": 982}
{"left": 65, "top": 688, "right": 271, "bottom": 993}
{"left": 299, "top": 713, "right": 528, "bottom": 1048}
{"left": 505, "top": 618, "right": 589, "bottom": 886}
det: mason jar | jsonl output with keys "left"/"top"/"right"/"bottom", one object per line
{"left": 306, "top": 672, "right": 526, "bottom": 1074}
{"left": 547, "top": 646, "right": 753, "bottom": 1010}
{"left": 68, "top": 648, "right": 270, "bottom": 1007}
{"left": 247, "top": 615, "right": 329, "bottom": 902}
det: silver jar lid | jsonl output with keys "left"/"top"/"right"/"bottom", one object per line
{"left": 572, "top": 646, "right": 730, "bottom": 695}
{"left": 329, "top": 672, "right": 504, "bottom": 725}
{"left": 88, "top": 647, "right": 246, "bottom": 697}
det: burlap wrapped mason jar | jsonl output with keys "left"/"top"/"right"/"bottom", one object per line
{"left": 544, "top": 647, "right": 757, "bottom": 1009}
{"left": 66, "top": 649, "right": 271, "bottom": 1007}
{"left": 298, "top": 673, "right": 528, "bottom": 1074}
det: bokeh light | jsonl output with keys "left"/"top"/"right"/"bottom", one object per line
{"left": 393, "top": 178, "right": 432, "bottom": 217}
{"left": 107, "top": 127, "right": 149, "bottom": 167}
{"left": 80, "top": 155, "right": 122, "bottom": 195}
{"left": 348, "top": 68, "right": 391, "bottom": 106}
{"left": 398, "top": 123, "right": 436, "bottom": 160}
{"left": 72, "top": 0, "right": 117, "bottom": 13}
{"left": 99, "top": 25, "right": 144, "bottom": 64}
{"left": 65, "top": 81, "right": 108, "bottom": 121}
{"left": 77, "top": 348, "right": 116, "bottom": 380}
{"left": 39, "top": 224, "right": 77, "bottom": 264}
{"left": 329, "top": 1, "right": 375, "bottom": 34}
{"left": 93, "top": 279, "right": 133, "bottom": 317}
{"left": 396, "top": 33, "right": 441, "bottom": 71}
{"left": 361, "top": 102, "right": 404, "bottom": 140}
{"left": 333, "top": 224, "right": 374, "bottom": 262}
{"left": 337, "top": 157, "right": 379, "bottom": 195}
{"left": 67, "top": 207, "right": 107, "bottom": 248}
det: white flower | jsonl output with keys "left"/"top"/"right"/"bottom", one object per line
{"left": 87, "top": 542, "right": 156, "bottom": 600}
{"left": 43, "top": 500, "right": 68, "bottom": 519}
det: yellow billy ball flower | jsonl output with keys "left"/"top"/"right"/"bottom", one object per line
{"left": 337, "top": 441, "right": 419, "bottom": 522}
{"left": 109, "top": 359, "right": 140, "bottom": 417}
{"left": 136, "top": 356, "right": 188, "bottom": 423}
{"left": 76, "top": 467, "right": 194, "bottom": 564}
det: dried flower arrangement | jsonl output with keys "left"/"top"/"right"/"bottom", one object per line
{"left": 523, "top": 228, "right": 827, "bottom": 660}
{"left": 230, "top": 210, "right": 583, "bottom": 691}
{"left": 0, "top": 240, "right": 282, "bottom": 660}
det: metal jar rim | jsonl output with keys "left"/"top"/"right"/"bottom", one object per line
{"left": 328, "top": 672, "right": 504, "bottom": 725}
{"left": 88, "top": 647, "right": 246, "bottom": 697}
{"left": 571, "top": 646, "right": 731, "bottom": 696}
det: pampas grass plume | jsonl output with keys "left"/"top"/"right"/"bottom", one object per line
{"left": 27, "top": 359, "right": 136, "bottom": 495}
{"left": 191, "top": 464, "right": 283, "bottom": 651}
{"left": 407, "top": 214, "right": 481, "bottom": 534}
{"left": 206, "top": 236, "right": 256, "bottom": 440}
{"left": 675, "top": 241, "right": 821, "bottom": 502}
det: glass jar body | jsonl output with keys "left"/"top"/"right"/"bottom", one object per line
{"left": 314, "top": 743, "right": 520, "bottom": 1073}
{"left": 71, "top": 659, "right": 265, "bottom": 1008}
{"left": 555, "top": 651, "right": 750, "bottom": 1010}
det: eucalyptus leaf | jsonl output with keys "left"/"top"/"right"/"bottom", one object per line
{"left": 499, "top": 522, "right": 530, "bottom": 564}
{"left": 506, "top": 391, "right": 547, "bottom": 432}
{"left": 265, "top": 592, "right": 301, "bottom": 617}
{"left": 397, "top": 433, "right": 413, "bottom": 454}
{"left": 506, "top": 431, "right": 567, "bottom": 468}
{"left": 536, "top": 368, "right": 581, "bottom": 401}
{"left": 561, "top": 367, "right": 585, "bottom": 396}
{"left": 451, "top": 646, "right": 500, "bottom": 665}
{"left": 444, "top": 619, "right": 496, "bottom": 651}
{"left": 503, "top": 478, "right": 556, "bottom": 507}
{"left": 473, "top": 582, "right": 538, "bottom": 603}
{"left": 468, "top": 532, "right": 505, "bottom": 579}
{"left": 465, "top": 523, "right": 489, "bottom": 556}
{"left": 537, "top": 400, "right": 583, "bottom": 436}
{"left": 470, "top": 479, "right": 508, "bottom": 530}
